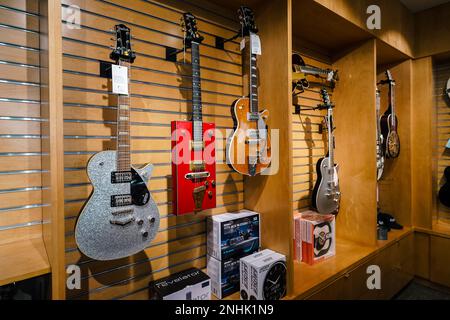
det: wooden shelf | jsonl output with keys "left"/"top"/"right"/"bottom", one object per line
{"left": 0, "top": 237, "right": 50, "bottom": 286}
{"left": 290, "top": 227, "right": 412, "bottom": 299}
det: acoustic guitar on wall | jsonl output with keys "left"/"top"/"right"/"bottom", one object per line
{"left": 379, "top": 70, "right": 400, "bottom": 159}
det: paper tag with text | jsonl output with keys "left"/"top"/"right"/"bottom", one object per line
{"left": 250, "top": 33, "right": 261, "bottom": 55}
{"left": 112, "top": 64, "right": 129, "bottom": 95}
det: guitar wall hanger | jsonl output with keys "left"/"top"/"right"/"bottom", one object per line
{"left": 165, "top": 46, "right": 184, "bottom": 62}
{"left": 215, "top": 33, "right": 240, "bottom": 50}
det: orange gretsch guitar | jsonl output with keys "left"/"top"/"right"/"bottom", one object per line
{"left": 227, "top": 6, "right": 271, "bottom": 176}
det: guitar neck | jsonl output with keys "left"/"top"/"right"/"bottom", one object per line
{"left": 191, "top": 42, "right": 203, "bottom": 142}
{"left": 117, "top": 60, "right": 131, "bottom": 172}
{"left": 327, "top": 106, "right": 334, "bottom": 167}
{"left": 248, "top": 33, "right": 258, "bottom": 115}
{"left": 389, "top": 81, "right": 396, "bottom": 129}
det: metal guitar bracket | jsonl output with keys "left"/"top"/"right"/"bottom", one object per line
{"left": 165, "top": 46, "right": 183, "bottom": 62}
{"left": 99, "top": 60, "right": 113, "bottom": 79}
{"left": 215, "top": 33, "right": 240, "bottom": 50}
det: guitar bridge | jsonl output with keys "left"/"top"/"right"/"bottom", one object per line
{"left": 193, "top": 185, "right": 206, "bottom": 211}
{"left": 190, "top": 160, "right": 205, "bottom": 172}
{"left": 110, "top": 209, "right": 135, "bottom": 226}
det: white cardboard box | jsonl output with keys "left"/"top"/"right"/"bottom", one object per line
{"left": 248, "top": 250, "right": 287, "bottom": 300}
{"left": 239, "top": 249, "right": 272, "bottom": 300}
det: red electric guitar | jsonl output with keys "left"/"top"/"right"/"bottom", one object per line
{"left": 171, "top": 13, "right": 216, "bottom": 215}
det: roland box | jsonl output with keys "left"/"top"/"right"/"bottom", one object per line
{"left": 149, "top": 268, "right": 211, "bottom": 300}
{"left": 300, "top": 211, "right": 336, "bottom": 265}
{"left": 207, "top": 210, "right": 260, "bottom": 261}
{"left": 207, "top": 255, "right": 241, "bottom": 299}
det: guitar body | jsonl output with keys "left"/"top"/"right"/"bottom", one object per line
{"left": 227, "top": 98, "right": 271, "bottom": 176}
{"left": 439, "top": 167, "right": 450, "bottom": 207}
{"left": 75, "top": 151, "right": 160, "bottom": 261}
{"left": 380, "top": 112, "right": 400, "bottom": 158}
{"left": 171, "top": 121, "right": 216, "bottom": 215}
{"left": 312, "top": 157, "right": 340, "bottom": 214}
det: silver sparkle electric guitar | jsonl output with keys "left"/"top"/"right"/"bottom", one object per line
{"left": 311, "top": 89, "right": 340, "bottom": 214}
{"left": 75, "top": 24, "right": 159, "bottom": 261}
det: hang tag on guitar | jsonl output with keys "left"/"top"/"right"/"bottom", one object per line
{"left": 112, "top": 64, "right": 129, "bottom": 95}
{"left": 446, "top": 138, "right": 450, "bottom": 149}
{"left": 240, "top": 38, "right": 246, "bottom": 51}
{"left": 250, "top": 34, "right": 261, "bottom": 55}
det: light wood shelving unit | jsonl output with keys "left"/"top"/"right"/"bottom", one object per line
{"left": 0, "top": 0, "right": 450, "bottom": 300}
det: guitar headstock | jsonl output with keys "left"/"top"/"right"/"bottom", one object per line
{"left": 385, "top": 69, "right": 395, "bottom": 85}
{"left": 181, "top": 12, "right": 204, "bottom": 48}
{"left": 110, "top": 24, "right": 136, "bottom": 63}
{"left": 238, "top": 6, "right": 258, "bottom": 36}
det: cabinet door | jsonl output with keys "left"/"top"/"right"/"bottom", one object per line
{"left": 306, "top": 276, "right": 353, "bottom": 300}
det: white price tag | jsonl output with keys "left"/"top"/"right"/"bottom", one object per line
{"left": 250, "top": 33, "right": 261, "bottom": 55}
{"left": 240, "top": 38, "right": 246, "bottom": 51}
{"left": 112, "top": 64, "right": 129, "bottom": 95}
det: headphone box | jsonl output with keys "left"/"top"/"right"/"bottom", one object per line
{"left": 207, "top": 210, "right": 260, "bottom": 261}
{"left": 300, "top": 211, "right": 335, "bottom": 265}
{"left": 239, "top": 249, "right": 273, "bottom": 300}
{"left": 243, "top": 250, "right": 287, "bottom": 300}
{"left": 207, "top": 255, "right": 241, "bottom": 299}
{"left": 148, "top": 268, "right": 211, "bottom": 300}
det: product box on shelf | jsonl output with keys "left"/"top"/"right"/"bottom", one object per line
{"left": 207, "top": 255, "right": 241, "bottom": 299}
{"left": 207, "top": 210, "right": 260, "bottom": 261}
{"left": 300, "top": 211, "right": 336, "bottom": 265}
{"left": 239, "top": 249, "right": 272, "bottom": 300}
{"left": 241, "top": 249, "right": 287, "bottom": 300}
{"left": 148, "top": 268, "right": 211, "bottom": 300}
{"left": 293, "top": 212, "right": 303, "bottom": 262}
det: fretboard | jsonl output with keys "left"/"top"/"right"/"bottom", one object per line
{"left": 389, "top": 82, "right": 396, "bottom": 128}
{"left": 248, "top": 33, "right": 258, "bottom": 114}
{"left": 327, "top": 107, "right": 334, "bottom": 168}
{"left": 117, "top": 60, "right": 131, "bottom": 172}
{"left": 191, "top": 42, "right": 203, "bottom": 142}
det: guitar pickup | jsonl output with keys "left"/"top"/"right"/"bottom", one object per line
{"left": 245, "top": 139, "right": 261, "bottom": 145}
{"left": 190, "top": 141, "right": 205, "bottom": 151}
{"left": 111, "top": 194, "right": 133, "bottom": 207}
{"left": 111, "top": 171, "right": 133, "bottom": 184}
{"left": 247, "top": 112, "right": 259, "bottom": 121}
{"left": 190, "top": 160, "right": 205, "bottom": 171}
{"left": 185, "top": 171, "right": 210, "bottom": 180}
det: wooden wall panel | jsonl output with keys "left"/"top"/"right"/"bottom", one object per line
{"left": 332, "top": 39, "right": 378, "bottom": 246}
{"left": 0, "top": 1, "right": 45, "bottom": 244}
{"left": 60, "top": 0, "right": 245, "bottom": 300}
{"left": 411, "top": 57, "right": 434, "bottom": 228}
{"left": 433, "top": 61, "right": 450, "bottom": 223}
{"left": 430, "top": 235, "right": 450, "bottom": 287}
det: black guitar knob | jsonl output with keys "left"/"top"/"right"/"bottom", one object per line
{"left": 211, "top": 180, "right": 216, "bottom": 187}
{"left": 208, "top": 191, "right": 213, "bottom": 198}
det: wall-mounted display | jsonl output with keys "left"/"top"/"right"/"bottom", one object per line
{"left": 74, "top": 24, "right": 160, "bottom": 261}
{"left": 227, "top": 7, "right": 272, "bottom": 176}
{"left": 171, "top": 13, "right": 217, "bottom": 215}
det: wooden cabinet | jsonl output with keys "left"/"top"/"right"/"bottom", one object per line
{"left": 306, "top": 234, "right": 414, "bottom": 300}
